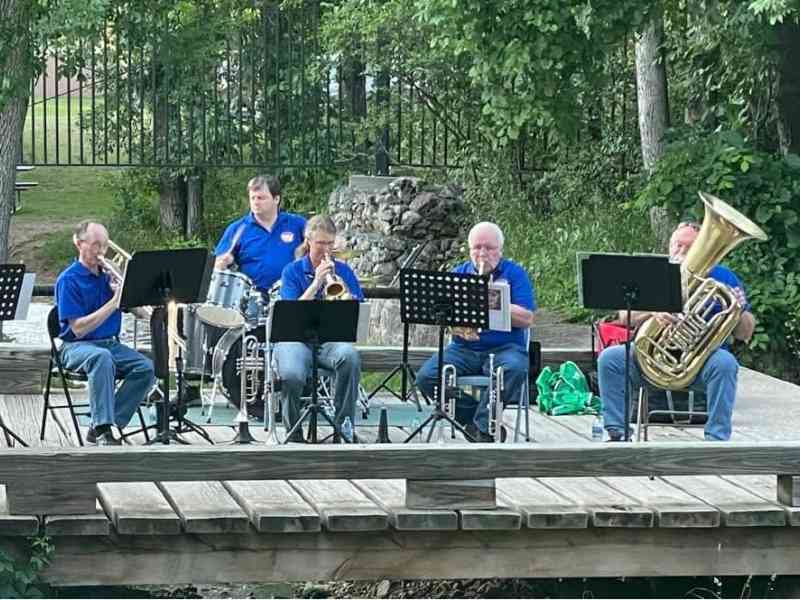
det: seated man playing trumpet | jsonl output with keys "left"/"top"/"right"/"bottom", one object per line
{"left": 274, "top": 215, "right": 364, "bottom": 443}
{"left": 54, "top": 221, "right": 156, "bottom": 446}
{"left": 416, "top": 222, "right": 536, "bottom": 442}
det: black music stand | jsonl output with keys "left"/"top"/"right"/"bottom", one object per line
{"left": 399, "top": 268, "right": 489, "bottom": 443}
{"left": 121, "top": 248, "right": 212, "bottom": 445}
{"left": 270, "top": 300, "right": 359, "bottom": 444}
{"left": 578, "top": 253, "right": 682, "bottom": 441}
{"left": 368, "top": 242, "right": 431, "bottom": 410}
{"left": 0, "top": 264, "right": 31, "bottom": 447}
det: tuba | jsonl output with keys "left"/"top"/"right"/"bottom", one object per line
{"left": 634, "top": 192, "right": 767, "bottom": 390}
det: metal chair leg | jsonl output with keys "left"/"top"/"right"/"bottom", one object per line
{"left": 40, "top": 362, "right": 54, "bottom": 441}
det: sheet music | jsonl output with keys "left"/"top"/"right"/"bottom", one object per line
{"left": 357, "top": 302, "right": 372, "bottom": 343}
{"left": 13, "top": 273, "right": 35, "bottom": 321}
{"left": 488, "top": 279, "right": 511, "bottom": 332}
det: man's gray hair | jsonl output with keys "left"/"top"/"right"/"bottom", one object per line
{"left": 73, "top": 220, "right": 104, "bottom": 241}
{"left": 468, "top": 222, "right": 505, "bottom": 249}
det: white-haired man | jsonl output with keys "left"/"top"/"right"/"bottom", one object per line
{"left": 415, "top": 222, "right": 536, "bottom": 442}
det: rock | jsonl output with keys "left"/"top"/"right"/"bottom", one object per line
{"left": 376, "top": 580, "right": 392, "bottom": 598}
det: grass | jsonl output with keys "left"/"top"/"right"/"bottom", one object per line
{"left": 16, "top": 95, "right": 121, "bottom": 272}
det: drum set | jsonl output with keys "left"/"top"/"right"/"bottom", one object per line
{"left": 179, "top": 268, "right": 279, "bottom": 417}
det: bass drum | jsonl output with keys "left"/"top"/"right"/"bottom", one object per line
{"left": 216, "top": 326, "right": 267, "bottom": 418}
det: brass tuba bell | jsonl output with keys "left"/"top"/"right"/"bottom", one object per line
{"left": 634, "top": 191, "right": 767, "bottom": 390}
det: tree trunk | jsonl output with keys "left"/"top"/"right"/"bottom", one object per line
{"left": 636, "top": 9, "right": 673, "bottom": 249}
{"left": 185, "top": 173, "right": 203, "bottom": 238}
{"left": 158, "top": 172, "right": 186, "bottom": 233}
{"left": 775, "top": 22, "right": 800, "bottom": 156}
{"left": 0, "top": 0, "right": 31, "bottom": 263}
{"left": 636, "top": 11, "right": 670, "bottom": 175}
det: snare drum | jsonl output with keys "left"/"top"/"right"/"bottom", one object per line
{"left": 196, "top": 269, "right": 253, "bottom": 328}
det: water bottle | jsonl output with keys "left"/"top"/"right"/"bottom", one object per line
{"left": 592, "top": 414, "right": 604, "bottom": 442}
{"left": 341, "top": 416, "right": 354, "bottom": 442}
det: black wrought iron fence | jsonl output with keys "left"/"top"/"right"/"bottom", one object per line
{"left": 20, "top": 1, "right": 505, "bottom": 173}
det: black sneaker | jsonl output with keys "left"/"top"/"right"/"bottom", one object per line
{"left": 85, "top": 427, "right": 97, "bottom": 444}
{"left": 95, "top": 431, "right": 122, "bottom": 446}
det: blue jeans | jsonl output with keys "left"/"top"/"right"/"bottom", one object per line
{"left": 415, "top": 343, "right": 528, "bottom": 434}
{"left": 274, "top": 342, "right": 361, "bottom": 431}
{"left": 598, "top": 344, "right": 738, "bottom": 441}
{"left": 60, "top": 338, "right": 155, "bottom": 429}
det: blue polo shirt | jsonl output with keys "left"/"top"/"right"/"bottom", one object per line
{"left": 451, "top": 258, "right": 536, "bottom": 352}
{"left": 708, "top": 265, "right": 750, "bottom": 313}
{"left": 214, "top": 211, "right": 306, "bottom": 291}
{"left": 55, "top": 260, "right": 122, "bottom": 341}
{"left": 280, "top": 255, "right": 365, "bottom": 301}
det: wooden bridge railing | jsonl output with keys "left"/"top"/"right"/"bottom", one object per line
{"left": 1, "top": 442, "right": 798, "bottom": 515}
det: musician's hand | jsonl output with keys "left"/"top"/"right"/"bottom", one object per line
{"left": 215, "top": 252, "right": 235, "bottom": 269}
{"left": 732, "top": 286, "right": 748, "bottom": 309}
{"left": 452, "top": 326, "right": 480, "bottom": 341}
{"left": 313, "top": 256, "right": 334, "bottom": 286}
{"left": 110, "top": 280, "right": 123, "bottom": 309}
{"left": 653, "top": 312, "right": 681, "bottom": 326}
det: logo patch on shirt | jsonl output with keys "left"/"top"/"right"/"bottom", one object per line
{"left": 281, "top": 231, "right": 295, "bottom": 243}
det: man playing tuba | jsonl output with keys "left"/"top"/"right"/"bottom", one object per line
{"left": 599, "top": 221, "right": 756, "bottom": 442}
{"left": 274, "top": 215, "right": 364, "bottom": 442}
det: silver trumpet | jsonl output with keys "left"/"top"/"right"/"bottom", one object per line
{"left": 486, "top": 353, "right": 505, "bottom": 442}
{"left": 233, "top": 324, "right": 260, "bottom": 443}
{"left": 437, "top": 364, "right": 458, "bottom": 443}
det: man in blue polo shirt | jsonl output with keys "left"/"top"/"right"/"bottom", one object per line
{"left": 55, "top": 221, "right": 155, "bottom": 446}
{"left": 274, "top": 215, "right": 364, "bottom": 443}
{"left": 214, "top": 175, "right": 306, "bottom": 292}
{"left": 416, "top": 222, "right": 537, "bottom": 443}
{"left": 599, "top": 221, "right": 755, "bottom": 442}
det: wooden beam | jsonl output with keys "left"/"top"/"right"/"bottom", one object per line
{"left": 778, "top": 475, "right": 800, "bottom": 507}
{"left": 0, "top": 443, "right": 799, "bottom": 485}
{"left": 21, "top": 527, "right": 800, "bottom": 586}
{"left": 406, "top": 479, "right": 496, "bottom": 510}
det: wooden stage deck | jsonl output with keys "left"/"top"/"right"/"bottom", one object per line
{"left": 0, "top": 353, "right": 799, "bottom": 585}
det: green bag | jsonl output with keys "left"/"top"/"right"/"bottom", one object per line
{"left": 536, "top": 361, "right": 602, "bottom": 416}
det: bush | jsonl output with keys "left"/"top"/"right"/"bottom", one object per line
{"left": 637, "top": 128, "right": 800, "bottom": 379}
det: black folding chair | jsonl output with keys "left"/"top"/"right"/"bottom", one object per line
{"left": 41, "top": 307, "right": 152, "bottom": 445}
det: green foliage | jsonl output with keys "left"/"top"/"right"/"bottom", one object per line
{"left": 637, "top": 129, "right": 800, "bottom": 378}
{"left": 0, "top": 536, "right": 54, "bottom": 598}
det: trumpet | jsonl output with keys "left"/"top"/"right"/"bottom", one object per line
{"left": 323, "top": 253, "right": 352, "bottom": 300}
{"left": 486, "top": 352, "right": 505, "bottom": 442}
{"left": 98, "top": 239, "right": 186, "bottom": 359}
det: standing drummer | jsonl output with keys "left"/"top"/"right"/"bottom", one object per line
{"left": 214, "top": 175, "right": 306, "bottom": 292}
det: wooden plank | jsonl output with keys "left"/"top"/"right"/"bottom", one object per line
{"left": 7, "top": 481, "right": 96, "bottom": 515}
{"left": 352, "top": 479, "right": 457, "bottom": 530}
{"left": 97, "top": 482, "right": 181, "bottom": 535}
{"left": 0, "top": 348, "right": 48, "bottom": 394}
{"left": 31, "top": 527, "right": 800, "bottom": 585}
{"left": 289, "top": 480, "right": 388, "bottom": 531}
{"left": 527, "top": 413, "right": 592, "bottom": 445}
{"left": 720, "top": 475, "right": 800, "bottom": 526}
{"left": 223, "top": 480, "right": 321, "bottom": 533}
{"left": 157, "top": 481, "right": 250, "bottom": 534}
{"left": 0, "top": 486, "right": 39, "bottom": 535}
{"left": 407, "top": 479, "right": 495, "bottom": 510}
{"left": 539, "top": 477, "right": 654, "bottom": 527}
{"left": 664, "top": 475, "right": 786, "bottom": 527}
{"left": 496, "top": 478, "right": 589, "bottom": 529}
{"left": 4, "top": 443, "right": 800, "bottom": 501}
{"left": 600, "top": 477, "right": 720, "bottom": 528}
{"left": 0, "top": 394, "right": 72, "bottom": 448}
{"left": 779, "top": 476, "right": 800, "bottom": 508}
{"left": 458, "top": 501, "right": 523, "bottom": 530}
{"left": 44, "top": 501, "right": 111, "bottom": 536}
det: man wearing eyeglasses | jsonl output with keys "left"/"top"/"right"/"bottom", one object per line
{"left": 55, "top": 221, "right": 155, "bottom": 446}
{"left": 415, "top": 222, "right": 536, "bottom": 442}
{"left": 599, "top": 221, "right": 755, "bottom": 442}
